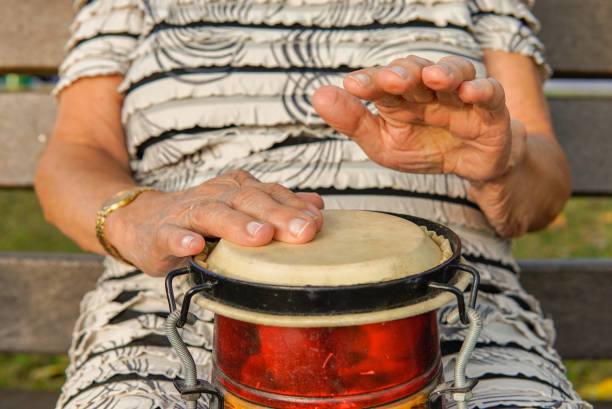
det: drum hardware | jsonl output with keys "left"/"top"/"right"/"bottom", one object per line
{"left": 164, "top": 211, "right": 483, "bottom": 409}
{"left": 165, "top": 268, "right": 224, "bottom": 409}
{"left": 426, "top": 264, "right": 482, "bottom": 409}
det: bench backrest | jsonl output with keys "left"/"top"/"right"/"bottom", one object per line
{"left": 0, "top": 0, "right": 611, "bottom": 360}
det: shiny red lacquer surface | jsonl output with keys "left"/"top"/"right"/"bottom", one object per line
{"left": 214, "top": 313, "right": 440, "bottom": 407}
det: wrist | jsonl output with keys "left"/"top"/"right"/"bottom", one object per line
{"left": 98, "top": 187, "right": 161, "bottom": 265}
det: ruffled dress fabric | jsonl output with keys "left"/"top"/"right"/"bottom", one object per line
{"left": 54, "top": 0, "right": 586, "bottom": 408}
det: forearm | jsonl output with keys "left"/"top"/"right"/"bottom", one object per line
{"left": 35, "top": 140, "right": 138, "bottom": 253}
{"left": 468, "top": 129, "right": 571, "bottom": 237}
{"left": 35, "top": 75, "right": 137, "bottom": 254}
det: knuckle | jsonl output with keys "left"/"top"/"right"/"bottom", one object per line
{"left": 187, "top": 199, "right": 216, "bottom": 225}
{"left": 265, "top": 182, "right": 291, "bottom": 197}
{"left": 228, "top": 186, "right": 262, "bottom": 208}
{"left": 265, "top": 206, "right": 291, "bottom": 221}
{"left": 221, "top": 169, "right": 255, "bottom": 184}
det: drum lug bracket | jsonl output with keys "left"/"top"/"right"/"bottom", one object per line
{"left": 427, "top": 263, "right": 483, "bottom": 409}
{"left": 173, "top": 378, "right": 225, "bottom": 409}
{"left": 165, "top": 266, "right": 217, "bottom": 328}
{"left": 165, "top": 267, "right": 223, "bottom": 409}
{"left": 427, "top": 377, "right": 479, "bottom": 409}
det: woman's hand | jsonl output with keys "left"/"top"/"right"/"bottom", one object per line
{"left": 311, "top": 54, "right": 569, "bottom": 237}
{"left": 105, "top": 170, "right": 324, "bottom": 277}
{"left": 312, "top": 55, "right": 525, "bottom": 183}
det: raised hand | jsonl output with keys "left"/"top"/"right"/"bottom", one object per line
{"left": 105, "top": 170, "right": 324, "bottom": 276}
{"left": 312, "top": 55, "right": 526, "bottom": 183}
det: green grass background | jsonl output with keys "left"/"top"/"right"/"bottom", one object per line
{"left": 1, "top": 189, "right": 611, "bottom": 400}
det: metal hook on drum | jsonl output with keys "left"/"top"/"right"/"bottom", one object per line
{"left": 427, "top": 264, "right": 483, "bottom": 409}
{"left": 165, "top": 267, "right": 224, "bottom": 409}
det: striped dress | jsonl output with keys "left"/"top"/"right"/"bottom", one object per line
{"left": 54, "top": 0, "right": 588, "bottom": 408}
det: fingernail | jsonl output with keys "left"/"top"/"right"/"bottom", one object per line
{"left": 439, "top": 63, "right": 453, "bottom": 77}
{"left": 350, "top": 73, "right": 370, "bottom": 87}
{"left": 386, "top": 65, "right": 407, "bottom": 78}
{"left": 470, "top": 79, "right": 483, "bottom": 90}
{"left": 181, "top": 235, "right": 196, "bottom": 249}
{"left": 246, "top": 221, "right": 265, "bottom": 236}
{"left": 301, "top": 210, "right": 318, "bottom": 219}
{"left": 289, "top": 218, "right": 310, "bottom": 237}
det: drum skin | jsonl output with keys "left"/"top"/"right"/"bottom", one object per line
{"left": 189, "top": 211, "right": 469, "bottom": 327}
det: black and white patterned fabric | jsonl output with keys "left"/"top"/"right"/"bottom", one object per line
{"left": 54, "top": 1, "right": 587, "bottom": 408}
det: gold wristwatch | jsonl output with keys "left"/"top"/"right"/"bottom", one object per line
{"left": 96, "top": 186, "right": 158, "bottom": 265}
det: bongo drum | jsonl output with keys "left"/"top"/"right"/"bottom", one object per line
{"left": 165, "top": 210, "right": 482, "bottom": 409}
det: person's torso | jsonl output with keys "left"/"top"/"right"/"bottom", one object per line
{"left": 117, "top": 0, "right": 512, "bottom": 266}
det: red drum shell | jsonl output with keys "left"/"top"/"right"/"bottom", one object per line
{"left": 213, "top": 313, "right": 441, "bottom": 408}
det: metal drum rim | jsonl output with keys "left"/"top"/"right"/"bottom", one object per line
{"left": 187, "top": 212, "right": 468, "bottom": 325}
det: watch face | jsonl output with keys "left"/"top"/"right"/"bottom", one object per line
{"left": 102, "top": 187, "right": 157, "bottom": 210}
{"left": 102, "top": 189, "right": 132, "bottom": 209}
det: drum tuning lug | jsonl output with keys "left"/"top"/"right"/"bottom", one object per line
{"left": 427, "top": 377, "right": 478, "bottom": 409}
{"left": 173, "top": 378, "right": 225, "bottom": 409}
{"left": 428, "top": 264, "right": 483, "bottom": 409}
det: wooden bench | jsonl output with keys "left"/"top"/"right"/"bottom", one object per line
{"left": 1, "top": 0, "right": 611, "bottom": 407}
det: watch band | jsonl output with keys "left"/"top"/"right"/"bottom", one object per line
{"left": 96, "top": 186, "right": 158, "bottom": 265}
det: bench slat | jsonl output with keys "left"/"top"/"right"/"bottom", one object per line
{"left": 519, "top": 259, "right": 612, "bottom": 360}
{"left": 1, "top": 252, "right": 611, "bottom": 359}
{"left": 549, "top": 98, "right": 612, "bottom": 195}
{"left": 0, "top": 93, "right": 56, "bottom": 187}
{"left": 2, "top": 93, "right": 610, "bottom": 194}
{"left": 0, "top": 252, "right": 103, "bottom": 354}
{"left": 0, "top": 390, "right": 61, "bottom": 409}
{"left": 2, "top": 0, "right": 611, "bottom": 76}
{"left": 0, "top": 0, "right": 71, "bottom": 74}
{"left": 0, "top": 92, "right": 57, "bottom": 187}
{"left": 534, "top": 0, "right": 612, "bottom": 75}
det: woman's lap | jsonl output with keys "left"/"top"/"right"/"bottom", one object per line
{"left": 56, "top": 263, "right": 588, "bottom": 409}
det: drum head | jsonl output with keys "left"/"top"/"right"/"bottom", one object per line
{"left": 189, "top": 210, "right": 467, "bottom": 326}
{"left": 204, "top": 210, "right": 451, "bottom": 286}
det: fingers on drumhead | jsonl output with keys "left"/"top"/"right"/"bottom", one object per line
{"left": 186, "top": 201, "right": 275, "bottom": 246}
{"left": 185, "top": 196, "right": 318, "bottom": 246}
{"left": 294, "top": 192, "right": 325, "bottom": 209}
{"left": 156, "top": 224, "right": 206, "bottom": 257}
{"left": 223, "top": 187, "right": 320, "bottom": 242}
{"left": 253, "top": 182, "right": 324, "bottom": 230}
{"left": 202, "top": 169, "right": 323, "bottom": 237}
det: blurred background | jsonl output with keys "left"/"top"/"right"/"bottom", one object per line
{"left": 0, "top": 0, "right": 611, "bottom": 408}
